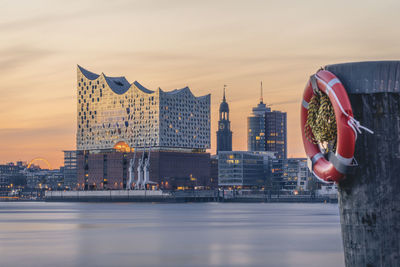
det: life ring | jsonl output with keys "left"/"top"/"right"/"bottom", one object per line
{"left": 300, "top": 70, "right": 372, "bottom": 183}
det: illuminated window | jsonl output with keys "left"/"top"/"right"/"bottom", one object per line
{"left": 113, "top": 141, "right": 131, "bottom": 152}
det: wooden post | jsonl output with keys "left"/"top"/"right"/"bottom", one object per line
{"left": 325, "top": 61, "right": 400, "bottom": 267}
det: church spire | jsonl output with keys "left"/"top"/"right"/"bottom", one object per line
{"left": 223, "top": 84, "right": 227, "bottom": 102}
{"left": 217, "top": 84, "right": 232, "bottom": 154}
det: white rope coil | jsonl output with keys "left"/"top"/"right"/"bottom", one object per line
{"left": 315, "top": 74, "right": 374, "bottom": 140}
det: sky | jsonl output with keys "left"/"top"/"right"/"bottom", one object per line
{"left": 1, "top": 0, "right": 400, "bottom": 168}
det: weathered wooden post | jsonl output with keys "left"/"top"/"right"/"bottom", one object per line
{"left": 325, "top": 61, "right": 400, "bottom": 266}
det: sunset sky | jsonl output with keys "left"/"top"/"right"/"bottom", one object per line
{"left": 1, "top": 0, "right": 400, "bottom": 168}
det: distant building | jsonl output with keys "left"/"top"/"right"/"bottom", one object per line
{"left": 45, "top": 170, "right": 64, "bottom": 189}
{"left": 265, "top": 111, "right": 287, "bottom": 159}
{"left": 248, "top": 101, "right": 269, "bottom": 152}
{"left": 247, "top": 82, "right": 287, "bottom": 159}
{"left": 282, "top": 159, "right": 298, "bottom": 191}
{"left": 76, "top": 66, "right": 212, "bottom": 190}
{"left": 216, "top": 87, "right": 232, "bottom": 153}
{"left": 0, "top": 163, "right": 26, "bottom": 195}
{"left": 0, "top": 161, "right": 67, "bottom": 194}
{"left": 63, "top": 151, "right": 77, "bottom": 189}
{"left": 269, "top": 158, "right": 313, "bottom": 192}
{"left": 294, "top": 158, "right": 311, "bottom": 191}
{"left": 26, "top": 169, "right": 63, "bottom": 190}
{"left": 218, "top": 151, "right": 275, "bottom": 188}
{"left": 210, "top": 156, "right": 219, "bottom": 189}
{"left": 269, "top": 158, "right": 285, "bottom": 190}
{"left": 282, "top": 158, "right": 311, "bottom": 191}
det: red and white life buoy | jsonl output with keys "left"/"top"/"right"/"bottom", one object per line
{"left": 300, "top": 70, "right": 372, "bottom": 183}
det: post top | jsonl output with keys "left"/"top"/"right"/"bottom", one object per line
{"left": 325, "top": 60, "right": 400, "bottom": 94}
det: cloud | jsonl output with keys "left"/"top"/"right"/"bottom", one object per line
{"left": 0, "top": 1, "right": 180, "bottom": 34}
{"left": 0, "top": 14, "right": 63, "bottom": 32}
{"left": 269, "top": 98, "right": 299, "bottom": 106}
{"left": 0, "top": 4, "right": 102, "bottom": 33}
{"left": 0, "top": 45, "right": 55, "bottom": 73}
{"left": 0, "top": 126, "right": 73, "bottom": 139}
{"left": 0, "top": 125, "right": 75, "bottom": 167}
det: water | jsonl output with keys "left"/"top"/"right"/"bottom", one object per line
{"left": 0, "top": 202, "right": 344, "bottom": 267}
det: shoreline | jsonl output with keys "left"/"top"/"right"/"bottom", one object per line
{"left": 1, "top": 190, "right": 337, "bottom": 203}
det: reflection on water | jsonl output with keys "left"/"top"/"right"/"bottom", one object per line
{"left": 0, "top": 202, "right": 344, "bottom": 267}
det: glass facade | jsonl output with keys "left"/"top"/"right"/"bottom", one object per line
{"left": 63, "top": 150, "right": 77, "bottom": 189}
{"left": 247, "top": 101, "right": 287, "bottom": 159}
{"left": 247, "top": 116, "right": 265, "bottom": 151}
{"left": 77, "top": 66, "right": 210, "bottom": 151}
{"left": 247, "top": 102, "right": 268, "bottom": 151}
{"left": 218, "top": 151, "right": 273, "bottom": 187}
{"left": 265, "top": 111, "right": 287, "bottom": 159}
{"left": 270, "top": 158, "right": 285, "bottom": 190}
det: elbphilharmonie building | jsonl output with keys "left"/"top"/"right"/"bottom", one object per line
{"left": 76, "top": 66, "right": 214, "bottom": 190}
{"left": 77, "top": 65, "right": 210, "bottom": 151}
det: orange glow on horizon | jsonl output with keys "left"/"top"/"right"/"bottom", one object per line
{"left": 1, "top": 1, "right": 400, "bottom": 168}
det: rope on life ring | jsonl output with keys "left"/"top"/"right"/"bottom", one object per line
{"left": 304, "top": 84, "right": 337, "bottom": 151}
{"left": 300, "top": 70, "right": 373, "bottom": 183}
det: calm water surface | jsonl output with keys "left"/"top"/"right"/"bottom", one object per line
{"left": 0, "top": 202, "right": 344, "bottom": 267}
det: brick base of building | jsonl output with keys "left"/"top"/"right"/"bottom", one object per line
{"left": 77, "top": 150, "right": 215, "bottom": 190}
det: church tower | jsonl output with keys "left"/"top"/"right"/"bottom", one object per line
{"left": 217, "top": 86, "right": 233, "bottom": 153}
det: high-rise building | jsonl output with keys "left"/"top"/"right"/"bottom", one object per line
{"left": 265, "top": 110, "right": 287, "bottom": 159}
{"left": 63, "top": 150, "right": 77, "bottom": 189}
{"left": 247, "top": 100, "right": 269, "bottom": 152}
{"left": 247, "top": 82, "right": 287, "bottom": 159}
{"left": 216, "top": 86, "right": 232, "bottom": 153}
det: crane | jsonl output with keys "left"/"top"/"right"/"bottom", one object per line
{"left": 126, "top": 145, "right": 137, "bottom": 190}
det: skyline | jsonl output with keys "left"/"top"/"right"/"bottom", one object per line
{"left": 2, "top": 0, "right": 400, "bottom": 168}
